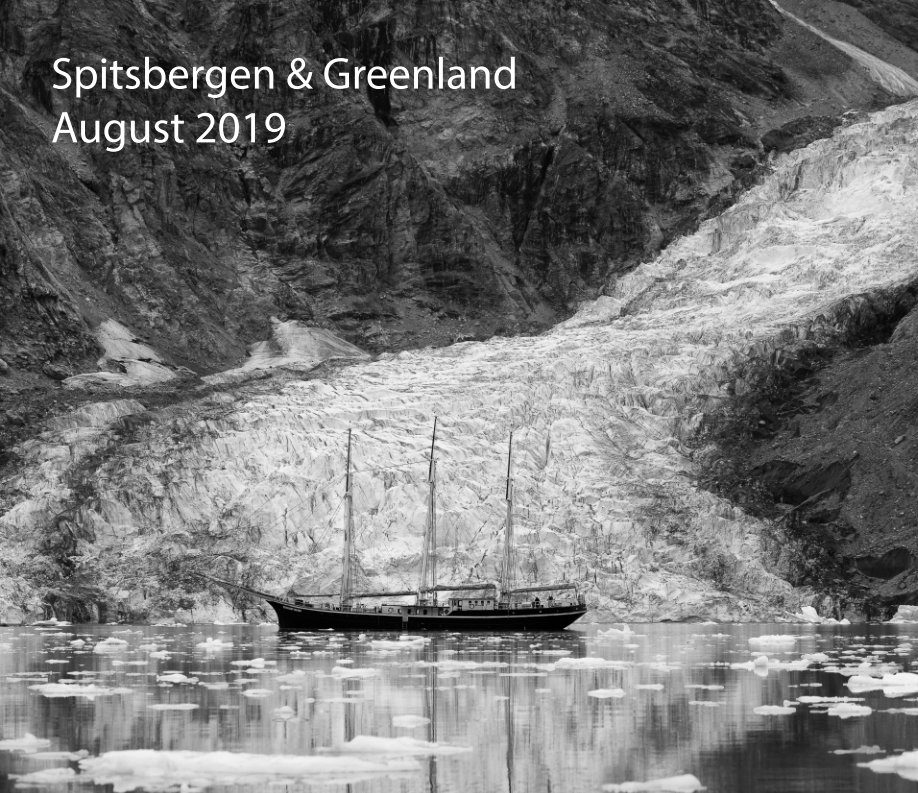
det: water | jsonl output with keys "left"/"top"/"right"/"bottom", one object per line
{"left": 2, "top": 623, "right": 918, "bottom": 792}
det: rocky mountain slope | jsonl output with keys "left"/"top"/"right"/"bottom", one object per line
{"left": 2, "top": 0, "right": 918, "bottom": 622}
{"left": 0, "top": 0, "right": 912, "bottom": 386}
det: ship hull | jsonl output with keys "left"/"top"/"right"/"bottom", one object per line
{"left": 266, "top": 599, "right": 586, "bottom": 632}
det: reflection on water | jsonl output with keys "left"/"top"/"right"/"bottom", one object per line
{"left": 1, "top": 623, "right": 918, "bottom": 791}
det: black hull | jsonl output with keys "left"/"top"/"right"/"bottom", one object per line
{"left": 267, "top": 599, "right": 586, "bottom": 632}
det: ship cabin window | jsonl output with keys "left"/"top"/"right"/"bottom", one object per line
{"left": 452, "top": 598, "right": 496, "bottom": 611}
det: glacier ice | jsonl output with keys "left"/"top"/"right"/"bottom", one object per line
{"left": 6, "top": 99, "right": 918, "bottom": 620}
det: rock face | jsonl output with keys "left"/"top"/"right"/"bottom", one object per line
{"left": 704, "top": 285, "right": 918, "bottom": 618}
{"left": 5, "top": 99, "right": 918, "bottom": 621}
{"left": 0, "top": 0, "right": 910, "bottom": 386}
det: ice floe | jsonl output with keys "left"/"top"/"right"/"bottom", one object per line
{"left": 92, "top": 638, "right": 129, "bottom": 654}
{"left": 603, "top": 773, "right": 705, "bottom": 792}
{"left": 826, "top": 703, "right": 872, "bottom": 719}
{"left": 588, "top": 688, "right": 627, "bottom": 699}
{"left": 859, "top": 752, "right": 918, "bottom": 782}
{"left": 748, "top": 635, "right": 798, "bottom": 650}
{"left": 831, "top": 746, "right": 884, "bottom": 755}
{"left": 79, "top": 750, "right": 420, "bottom": 790}
{"left": 0, "top": 735, "right": 51, "bottom": 754}
{"left": 28, "top": 683, "right": 128, "bottom": 700}
{"left": 847, "top": 673, "right": 918, "bottom": 698}
{"left": 754, "top": 705, "right": 796, "bottom": 716}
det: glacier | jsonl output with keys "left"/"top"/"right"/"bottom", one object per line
{"left": 4, "top": 99, "right": 918, "bottom": 622}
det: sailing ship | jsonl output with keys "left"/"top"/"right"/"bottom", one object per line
{"left": 222, "top": 421, "right": 587, "bottom": 631}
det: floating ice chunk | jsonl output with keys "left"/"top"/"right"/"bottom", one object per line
{"left": 196, "top": 638, "right": 233, "bottom": 651}
{"left": 332, "top": 666, "right": 377, "bottom": 679}
{"left": 423, "top": 660, "right": 508, "bottom": 673}
{"left": 748, "top": 635, "right": 798, "bottom": 650}
{"left": 588, "top": 688, "right": 626, "bottom": 699}
{"left": 831, "top": 745, "right": 885, "bottom": 755}
{"left": 79, "top": 750, "right": 420, "bottom": 790}
{"left": 200, "top": 682, "right": 230, "bottom": 691}
{"left": 148, "top": 703, "right": 199, "bottom": 711}
{"left": 597, "top": 625, "right": 634, "bottom": 639}
{"left": 802, "top": 653, "right": 830, "bottom": 664}
{"left": 335, "top": 736, "right": 471, "bottom": 756}
{"left": 393, "top": 715, "right": 431, "bottom": 729}
{"left": 793, "top": 606, "right": 850, "bottom": 625}
{"left": 602, "top": 773, "right": 705, "bottom": 792}
{"left": 93, "top": 638, "right": 129, "bottom": 654}
{"left": 149, "top": 651, "right": 170, "bottom": 660}
{"left": 0, "top": 734, "right": 51, "bottom": 754}
{"left": 242, "top": 689, "right": 273, "bottom": 698}
{"left": 29, "top": 684, "right": 122, "bottom": 700}
{"left": 69, "top": 639, "right": 86, "bottom": 649}
{"left": 11, "top": 767, "right": 76, "bottom": 786}
{"left": 754, "top": 705, "right": 796, "bottom": 716}
{"left": 688, "top": 701, "right": 722, "bottom": 708}
{"left": 636, "top": 684, "right": 665, "bottom": 691}
{"left": 273, "top": 706, "right": 296, "bottom": 720}
{"left": 552, "top": 657, "right": 627, "bottom": 671}
{"left": 729, "top": 661, "right": 768, "bottom": 677}
{"left": 847, "top": 673, "right": 918, "bottom": 698}
{"left": 276, "top": 670, "right": 309, "bottom": 684}
{"left": 231, "top": 658, "right": 267, "bottom": 668}
{"left": 157, "top": 673, "right": 198, "bottom": 685}
{"left": 859, "top": 751, "right": 918, "bottom": 782}
{"left": 888, "top": 606, "right": 918, "bottom": 624}
{"left": 827, "top": 703, "right": 872, "bottom": 719}
{"left": 370, "top": 637, "right": 427, "bottom": 650}
{"left": 797, "top": 696, "right": 864, "bottom": 704}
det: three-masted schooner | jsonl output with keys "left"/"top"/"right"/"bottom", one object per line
{"left": 239, "top": 421, "right": 586, "bottom": 631}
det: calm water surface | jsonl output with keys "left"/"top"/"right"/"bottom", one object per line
{"left": 2, "top": 623, "right": 918, "bottom": 791}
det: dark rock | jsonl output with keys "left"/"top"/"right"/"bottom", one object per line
{"left": 0, "top": 358, "right": 9, "bottom": 375}
{"left": 762, "top": 117, "right": 843, "bottom": 154}
{"left": 41, "top": 363, "right": 71, "bottom": 381}
{"left": 857, "top": 548, "right": 915, "bottom": 580}
{"left": 699, "top": 287, "right": 918, "bottom": 612}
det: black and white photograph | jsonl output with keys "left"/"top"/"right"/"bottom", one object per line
{"left": 1, "top": 0, "right": 918, "bottom": 790}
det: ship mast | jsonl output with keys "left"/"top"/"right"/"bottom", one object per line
{"left": 340, "top": 429, "right": 354, "bottom": 609}
{"left": 499, "top": 432, "right": 514, "bottom": 602}
{"left": 417, "top": 417, "right": 438, "bottom": 604}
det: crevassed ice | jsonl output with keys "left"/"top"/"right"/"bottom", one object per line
{"left": 5, "top": 101, "right": 918, "bottom": 620}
